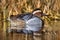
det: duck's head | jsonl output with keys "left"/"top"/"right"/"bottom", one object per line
{"left": 32, "top": 8, "right": 49, "bottom": 17}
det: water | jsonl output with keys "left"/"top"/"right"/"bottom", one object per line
{"left": 0, "top": 20, "right": 60, "bottom": 40}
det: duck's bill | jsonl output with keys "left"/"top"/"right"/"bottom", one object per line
{"left": 42, "top": 13, "right": 49, "bottom": 16}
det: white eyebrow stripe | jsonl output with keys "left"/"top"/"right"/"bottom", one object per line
{"left": 33, "top": 10, "right": 41, "bottom": 14}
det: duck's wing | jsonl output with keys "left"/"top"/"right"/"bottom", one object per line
{"left": 22, "top": 13, "right": 32, "bottom": 21}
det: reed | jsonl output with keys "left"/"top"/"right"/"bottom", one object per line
{"left": 0, "top": 0, "right": 60, "bottom": 40}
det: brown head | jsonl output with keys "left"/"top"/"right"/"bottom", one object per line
{"left": 32, "top": 8, "right": 48, "bottom": 17}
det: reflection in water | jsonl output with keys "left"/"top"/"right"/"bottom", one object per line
{"left": 0, "top": 20, "right": 60, "bottom": 40}
{"left": 0, "top": 29, "right": 33, "bottom": 40}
